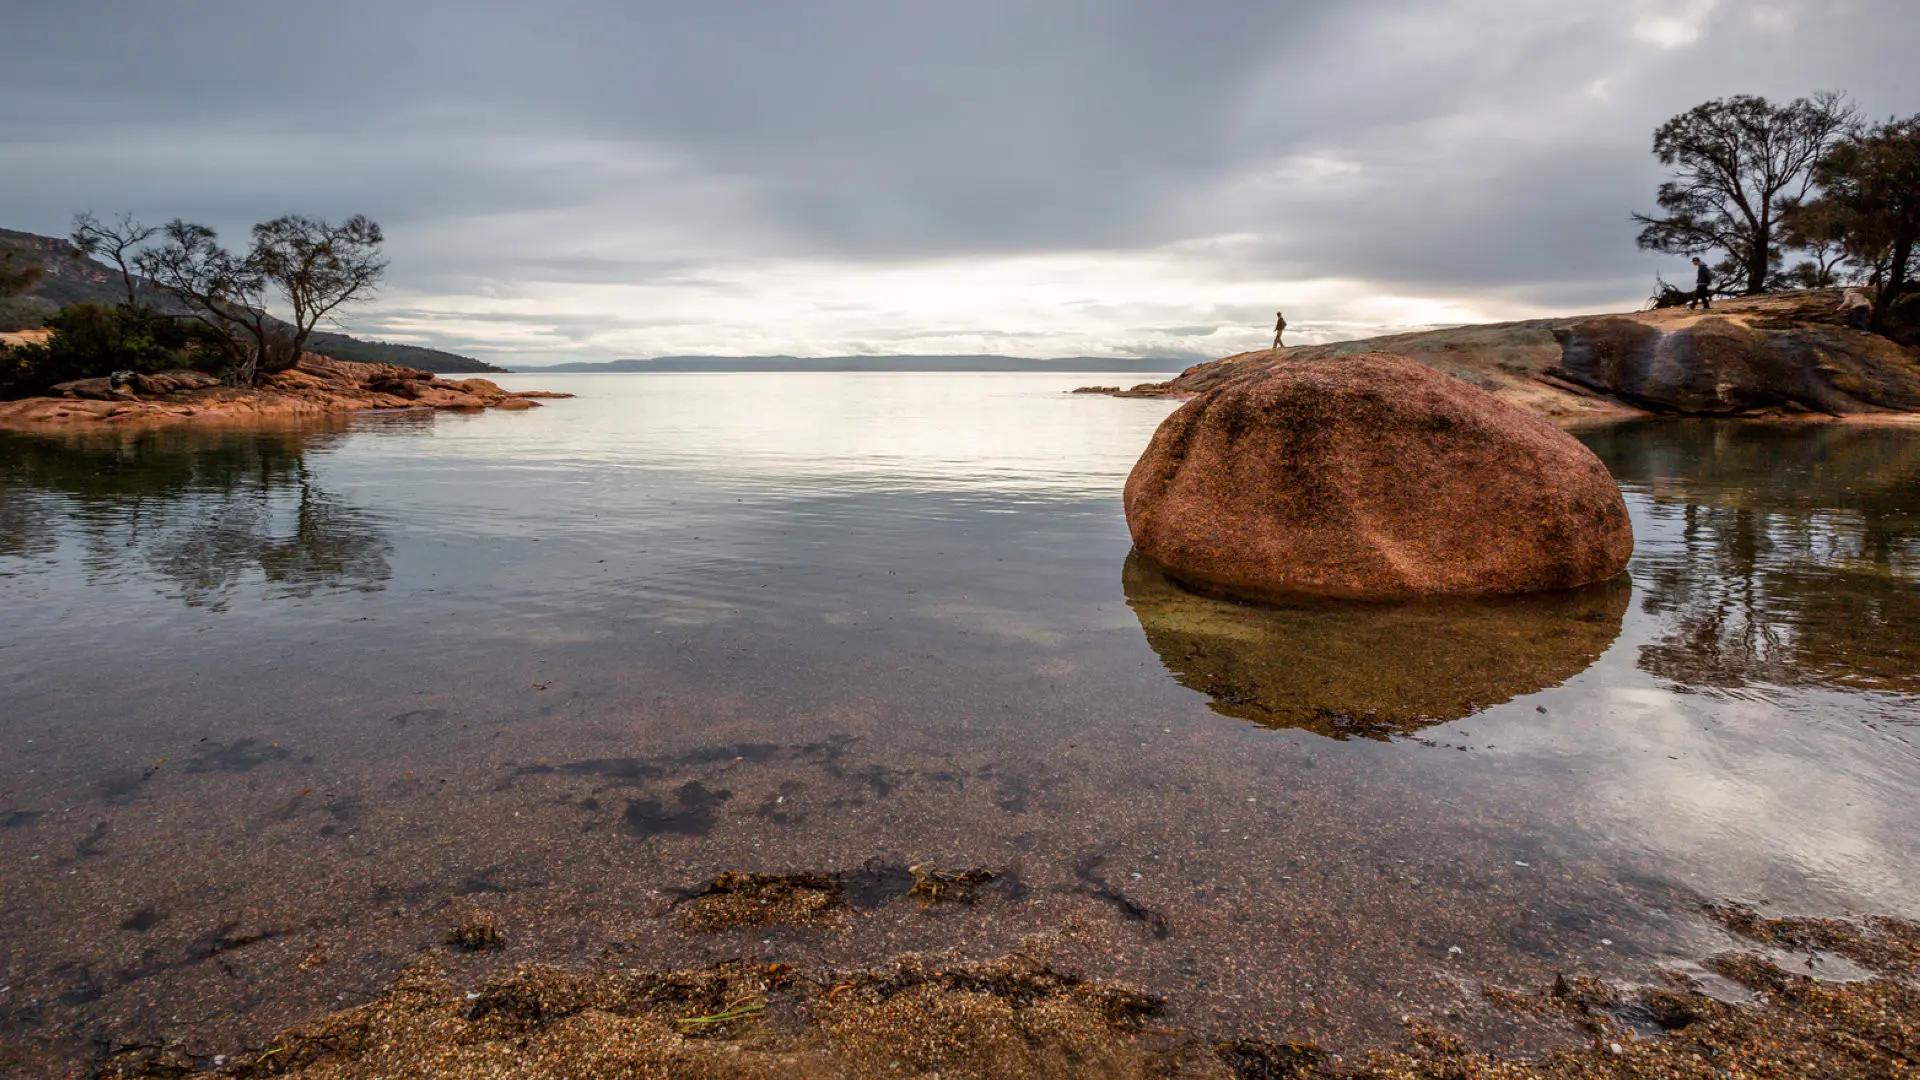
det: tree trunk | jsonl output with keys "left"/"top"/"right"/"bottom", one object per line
{"left": 225, "top": 343, "right": 259, "bottom": 388}
{"left": 1873, "top": 232, "right": 1913, "bottom": 331}
{"left": 1745, "top": 240, "right": 1771, "bottom": 295}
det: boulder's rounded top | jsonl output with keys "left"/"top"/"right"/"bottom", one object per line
{"left": 1124, "top": 352, "right": 1633, "bottom": 601}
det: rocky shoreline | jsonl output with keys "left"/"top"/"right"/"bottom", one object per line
{"left": 1079, "top": 290, "right": 1920, "bottom": 421}
{"left": 0, "top": 353, "right": 569, "bottom": 430}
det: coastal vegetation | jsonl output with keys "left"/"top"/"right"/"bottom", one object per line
{"left": 0, "top": 218, "right": 498, "bottom": 398}
{"left": 1635, "top": 92, "right": 1920, "bottom": 333}
{"left": 1804, "top": 114, "right": 1920, "bottom": 321}
{"left": 0, "top": 211, "right": 385, "bottom": 395}
{"left": 139, "top": 214, "right": 388, "bottom": 385}
{"left": 1633, "top": 92, "right": 1857, "bottom": 296}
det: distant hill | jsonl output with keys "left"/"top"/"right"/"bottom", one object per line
{"left": 0, "top": 227, "right": 503, "bottom": 373}
{"left": 529, "top": 355, "right": 1188, "bottom": 373}
{"left": 302, "top": 332, "right": 505, "bottom": 374}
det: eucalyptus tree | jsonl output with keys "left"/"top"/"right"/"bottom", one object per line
{"left": 1634, "top": 92, "right": 1857, "bottom": 295}
{"left": 1808, "top": 114, "right": 1920, "bottom": 323}
{"left": 138, "top": 215, "right": 386, "bottom": 385}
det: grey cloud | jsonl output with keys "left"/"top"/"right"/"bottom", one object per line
{"left": 2, "top": 1, "right": 1916, "bottom": 358}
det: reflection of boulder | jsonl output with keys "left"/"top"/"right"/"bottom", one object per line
{"left": 1124, "top": 353, "right": 1632, "bottom": 602}
{"left": 1123, "top": 552, "right": 1629, "bottom": 738}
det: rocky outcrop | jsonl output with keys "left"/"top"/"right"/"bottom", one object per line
{"left": 47, "top": 376, "right": 134, "bottom": 401}
{"left": 1550, "top": 314, "right": 1920, "bottom": 415}
{"left": 133, "top": 369, "right": 221, "bottom": 395}
{"left": 1124, "top": 352, "right": 1633, "bottom": 601}
{"left": 46, "top": 369, "right": 222, "bottom": 400}
{"left": 1073, "top": 381, "right": 1177, "bottom": 398}
{"left": 0, "top": 354, "right": 570, "bottom": 430}
{"left": 1155, "top": 290, "right": 1920, "bottom": 420}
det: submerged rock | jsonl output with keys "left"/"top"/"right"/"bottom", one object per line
{"left": 1124, "top": 352, "right": 1633, "bottom": 601}
{"left": 1123, "top": 552, "right": 1628, "bottom": 737}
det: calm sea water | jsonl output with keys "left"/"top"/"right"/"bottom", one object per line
{"left": 4, "top": 372, "right": 1920, "bottom": 1070}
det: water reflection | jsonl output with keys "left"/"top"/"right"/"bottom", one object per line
{"left": 1581, "top": 421, "right": 1920, "bottom": 695}
{"left": 0, "top": 426, "right": 391, "bottom": 609}
{"left": 1122, "top": 552, "right": 1628, "bottom": 737}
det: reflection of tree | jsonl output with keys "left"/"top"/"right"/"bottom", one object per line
{"left": 0, "top": 425, "right": 390, "bottom": 610}
{"left": 1581, "top": 421, "right": 1920, "bottom": 694}
{"left": 1123, "top": 553, "right": 1628, "bottom": 739}
{"left": 0, "top": 485, "right": 57, "bottom": 562}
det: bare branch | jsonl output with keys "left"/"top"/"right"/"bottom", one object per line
{"left": 71, "top": 211, "right": 159, "bottom": 308}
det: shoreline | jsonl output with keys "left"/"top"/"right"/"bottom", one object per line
{"left": 0, "top": 353, "right": 571, "bottom": 432}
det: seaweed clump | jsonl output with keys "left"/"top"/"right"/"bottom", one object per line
{"left": 97, "top": 953, "right": 1196, "bottom": 1080}
{"left": 906, "top": 863, "right": 998, "bottom": 908}
{"left": 444, "top": 909, "right": 504, "bottom": 952}
{"left": 1705, "top": 901, "right": 1920, "bottom": 975}
{"left": 86, "top": 910, "right": 1920, "bottom": 1080}
{"left": 673, "top": 871, "right": 851, "bottom": 932}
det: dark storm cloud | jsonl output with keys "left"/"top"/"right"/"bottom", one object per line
{"left": 1, "top": 1, "right": 1915, "bottom": 357}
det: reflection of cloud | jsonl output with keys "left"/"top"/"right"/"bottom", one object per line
{"left": 484, "top": 370, "right": 1183, "bottom": 499}
{"left": 1123, "top": 553, "right": 1627, "bottom": 739}
{"left": 1451, "top": 419, "right": 1920, "bottom": 915}
{"left": 1479, "top": 654, "right": 1920, "bottom": 914}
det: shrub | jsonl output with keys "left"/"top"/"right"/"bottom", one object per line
{"left": 0, "top": 302, "right": 216, "bottom": 399}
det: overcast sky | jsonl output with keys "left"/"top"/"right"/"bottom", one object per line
{"left": 3, "top": 1, "right": 1915, "bottom": 363}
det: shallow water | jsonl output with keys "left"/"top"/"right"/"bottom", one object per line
{"left": 3, "top": 374, "right": 1919, "bottom": 1072}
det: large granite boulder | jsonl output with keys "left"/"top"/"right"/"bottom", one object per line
{"left": 1124, "top": 352, "right": 1633, "bottom": 601}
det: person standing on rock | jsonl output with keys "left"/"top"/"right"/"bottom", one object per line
{"left": 1272, "top": 311, "right": 1288, "bottom": 350}
{"left": 1838, "top": 287, "right": 1875, "bottom": 330}
{"left": 1688, "top": 258, "right": 1713, "bottom": 311}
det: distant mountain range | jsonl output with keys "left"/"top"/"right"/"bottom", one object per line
{"left": 527, "top": 355, "right": 1189, "bottom": 373}
{"left": 0, "top": 227, "right": 504, "bottom": 374}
